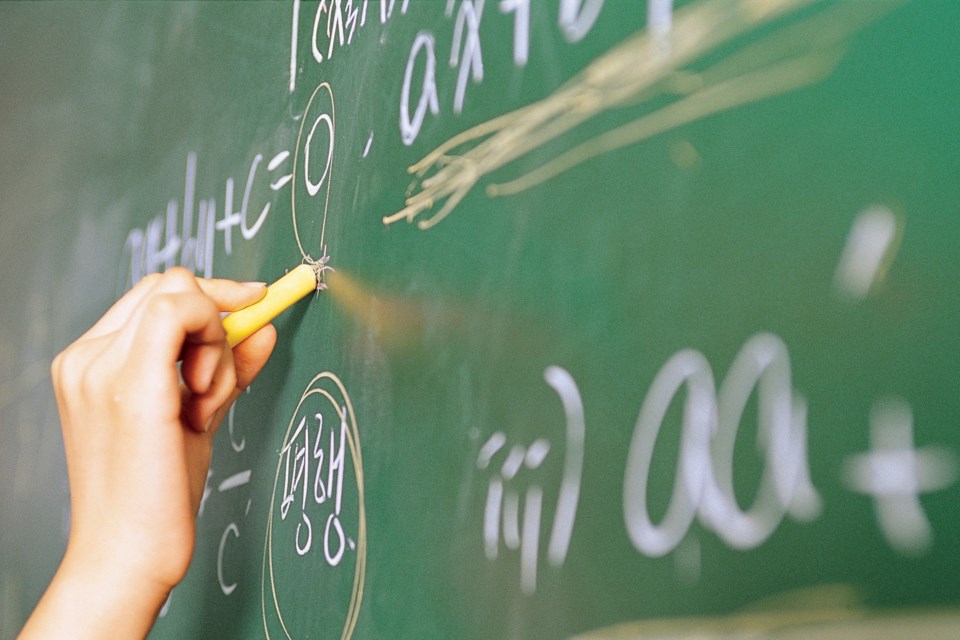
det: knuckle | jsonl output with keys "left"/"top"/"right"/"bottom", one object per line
{"left": 53, "top": 344, "right": 108, "bottom": 401}
{"left": 139, "top": 272, "right": 162, "bottom": 287}
{"left": 78, "top": 365, "right": 106, "bottom": 400}
{"left": 146, "top": 292, "right": 179, "bottom": 317}
{"left": 50, "top": 351, "right": 65, "bottom": 383}
{"left": 77, "top": 359, "right": 113, "bottom": 401}
{"left": 162, "top": 266, "right": 196, "bottom": 288}
{"left": 53, "top": 347, "right": 83, "bottom": 387}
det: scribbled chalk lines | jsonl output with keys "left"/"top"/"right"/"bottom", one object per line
{"left": 383, "top": 0, "right": 900, "bottom": 230}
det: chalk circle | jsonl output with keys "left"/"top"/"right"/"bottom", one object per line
{"left": 262, "top": 372, "right": 367, "bottom": 640}
{"left": 292, "top": 82, "right": 336, "bottom": 263}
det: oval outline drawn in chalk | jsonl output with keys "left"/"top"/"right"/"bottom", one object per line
{"left": 262, "top": 371, "right": 367, "bottom": 640}
{"left": 291, "top": 82, "right": 336, "bottom": 263}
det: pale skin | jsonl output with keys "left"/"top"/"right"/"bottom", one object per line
{"left": 19, "top": 267, "right": 278, "bottom": 639}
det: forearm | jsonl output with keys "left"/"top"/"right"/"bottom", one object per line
{"left": 19, "top": 546, "right": 170, "bottom": 640}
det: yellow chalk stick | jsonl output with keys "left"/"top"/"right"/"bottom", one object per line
{"left": 223, "top": 263, "right": 318, "bottom": 347}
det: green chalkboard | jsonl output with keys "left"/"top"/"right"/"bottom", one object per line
{"left": 2, "top": 1, "right": 959, "bottom": 638}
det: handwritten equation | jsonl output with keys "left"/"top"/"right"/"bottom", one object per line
{"left": 118, "top": 1, "right": 677, "bottom": 285}
{"left": 118, "top": 149, "right": 293, "bottom": 289}
{"left": 477, "top": 333, "right": 958, "bottom": 595}
{"left": 93, "top": 0, "right": 960, "bottom": 634}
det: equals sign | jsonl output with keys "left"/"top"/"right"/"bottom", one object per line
{"left": 268, "top": 150, "right": 293, "bottom": 191}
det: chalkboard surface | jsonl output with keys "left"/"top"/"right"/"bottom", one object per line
{"left": 2, "top": 1, "right": 959, "bottom": 638}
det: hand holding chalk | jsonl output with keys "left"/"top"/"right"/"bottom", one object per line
{"left": 21, "top": 269, "right": 277, "bottom": 639}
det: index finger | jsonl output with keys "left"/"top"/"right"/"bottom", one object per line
{"left": 129, "top": 290, "right": 227, "bottom": 370}
{"left": 81, "top": 274, "right": 266, "bottom": 343}
{"left": 196, "top": 278, "right": 267, "bottom": 312}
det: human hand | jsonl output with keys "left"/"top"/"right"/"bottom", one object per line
{"left": 21, "top": 267, "right": 277, "bottom": 639}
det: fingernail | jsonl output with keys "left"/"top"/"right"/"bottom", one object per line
{"left": 242, "top": 281, "right": 267, "bottom": 288}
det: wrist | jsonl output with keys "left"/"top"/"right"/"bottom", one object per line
{"left": 20, "top": 542, "right": 172, "bottom": 639}
{"left": 64, "top": 538, "right": 174, "bottom": 603}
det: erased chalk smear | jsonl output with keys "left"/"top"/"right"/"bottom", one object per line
{"left": 833, "top": 205, "right": 902, "bottom": 300}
